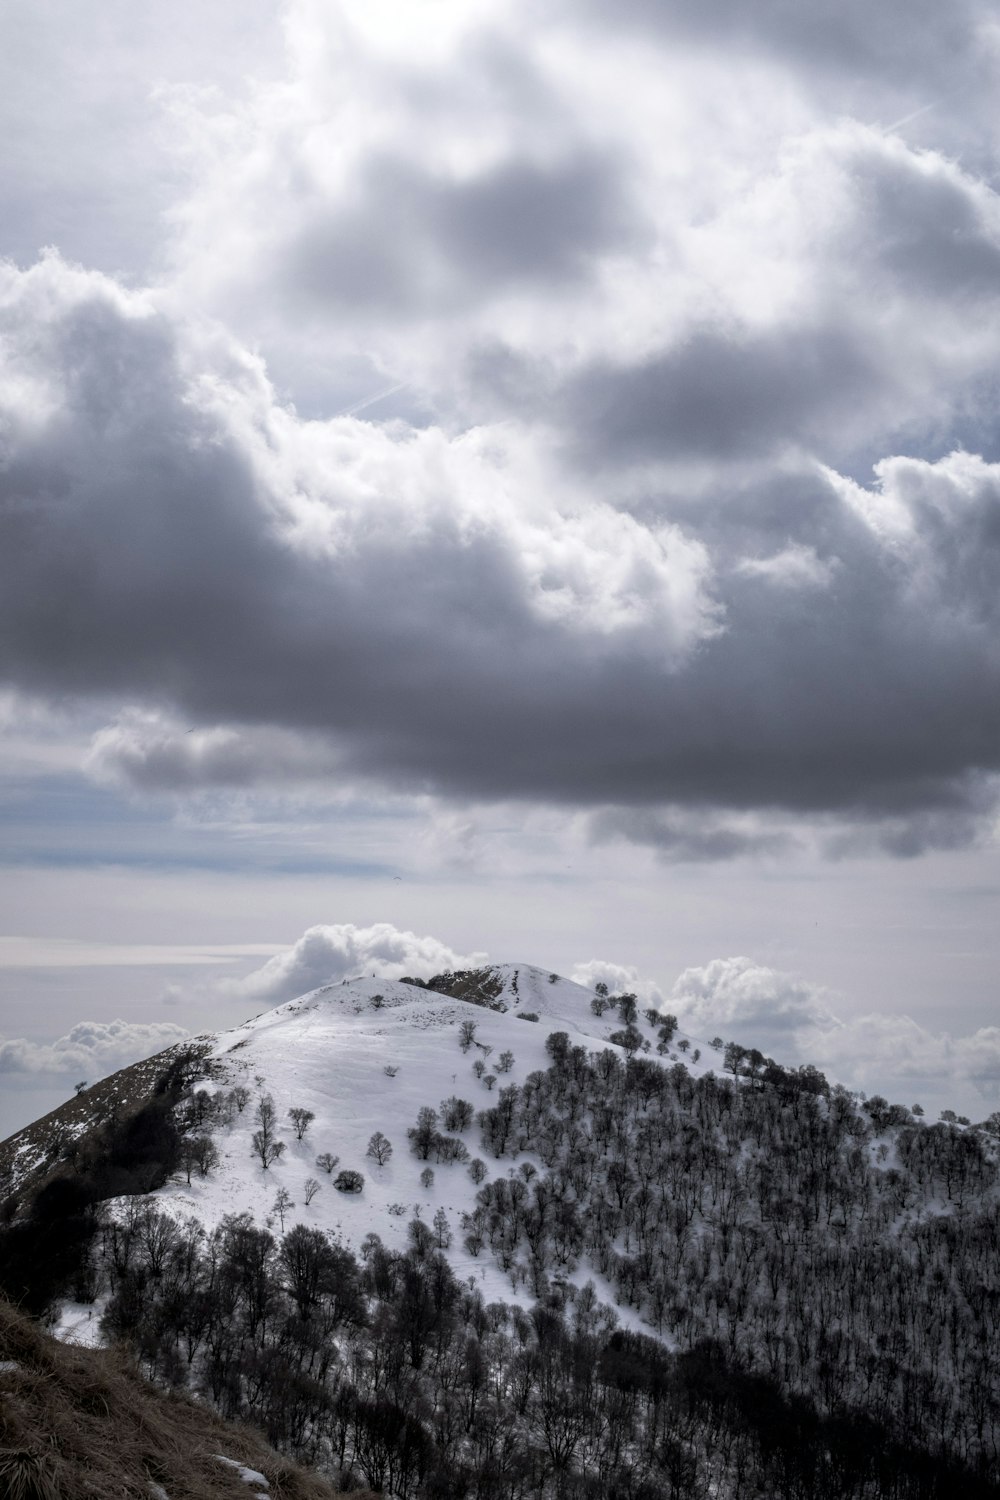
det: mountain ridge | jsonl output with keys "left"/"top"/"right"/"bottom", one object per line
{"left": 3, "top": 958, "right": 998, "bottom": 1497}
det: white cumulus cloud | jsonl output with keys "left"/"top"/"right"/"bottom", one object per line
{"left": 570, "top": 959, "right": 664, "bottom": 1007}
{"left": 669, "top": 953, "right": 1000, "bottom": 1115}
{"left": 0, "top": 1019, "right": 188, "bottom": 1080}
{"left": 225, "top": 921, "right": 485, "bottom": 1007}
{"left": 670, "top": 956, "right": 839, "bottom": 1040}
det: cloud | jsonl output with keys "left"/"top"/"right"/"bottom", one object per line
{"left": 670, "top": 956, "right": 839, "bottom": 1043}
{"left": 806, "top": 1015, "right": 1000, "bottom": 1110}
{"left": 86, "top": 711, "right": 344, "bottom": 792}
{"left": 570, "top": 0, "right": 989, "bottom": 126}
{"left": 0, "top": 1019, "right": 188, "bottom": 1080}
{"left": 282, "top": 147, "right": 641, "bottom": 317}
{"left": 570, "top": 959, "right": 664, "bottom": 1007}
{"left": 589, "top": 808, "right": 799, "bottom": 863}
{"left": 735, "top": 545, "right": 836, "bottom": 591}
{"left": 3, "top": 3, "right": 1000, "bottom": 859}
{"left": 1, "top": 254, "right": 1000, "bottom": 852}
{"left": 669, "top": 953, "right": 1000, "bottom": 1111}
{"left": 224, "top": 921, "right": 485, "bottom": 1007}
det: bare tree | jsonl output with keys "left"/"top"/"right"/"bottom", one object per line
{"left": 252, "top": 1132, "right": 286, "bottom": 1169}
{"left": 316, "top": 1152, "right": 339, "bottom": 1174}
{"left": 407, "top": 1106, "right": 439, "bottom": 1160}
{"left": 272, "top": 1186, "right": 294, "bottom": 1230}
{"left": 288, "top": 1107, "right": 315, "bottom": 1140}
{"left": 194, "top": 1137, "right": 220, "bottom": 1177}
{"left": 459, "top": 1019, "right": 478, "bottom": 1051}
{"left": 433, "top": 1206, "right": 452, "bottom": 1248}
{"left": 180, "top": 1134, "right": 220, "bottom": 1183}
{"left": 179, "top": 1136, "right": 200, "bottom": 1185}
{"left": 303, "top": 1176, "right": 321, "bottom": 1205}
{"left": 441, "top": 1096, "right": 475, "bottom": 1131}
{"left": 366, "top": 1130, "right": 393, "bottom": 1166}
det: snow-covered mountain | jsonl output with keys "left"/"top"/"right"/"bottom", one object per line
{"left": 5, "top": 959, "right": 997, "bottom": 1496}
{"left": 123, "top": 963, "right": 711, "bottom": 1315}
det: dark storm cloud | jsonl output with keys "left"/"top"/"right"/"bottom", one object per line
{"left": 284, "top": 147, "right": 639, "bottom": 315}
{"left": 3, "top": 256, "right": 1000, "bottom": 853}
{"left": 589, "top": 808, "right": 797, "bottom": 863}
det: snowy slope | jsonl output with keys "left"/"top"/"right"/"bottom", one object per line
{"left": 111, "top": 964, "right": 717, "bottom": 1315}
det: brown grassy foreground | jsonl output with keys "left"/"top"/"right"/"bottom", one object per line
{"left": 0, "top": 1298, "right": 369, "bottom": 1500}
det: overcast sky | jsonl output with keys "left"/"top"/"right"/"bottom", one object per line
{"left": 2, "top": 0, "right": 1000, "bottom": 1135}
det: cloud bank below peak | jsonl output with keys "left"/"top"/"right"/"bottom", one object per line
{"left": 667, "top": 954, "right": 1000, "bottom": 1112}
{"left": 0, "top": 1019, "right": 189, "bottom": 1083}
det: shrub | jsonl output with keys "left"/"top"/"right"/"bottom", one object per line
{"left": 333, "top": 1170, "right": 364, "bottom": 1193}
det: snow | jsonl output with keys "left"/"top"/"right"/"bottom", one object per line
{"left": 214, "top": 1454, "right": 269, "bottom": 1491}
{"left": 101, "top": 964, "right": 719, "bottom": 1324}
{"left": 49, "top": 1297, "right": 107, "bottom": 1348}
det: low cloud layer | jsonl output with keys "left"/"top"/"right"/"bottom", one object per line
{"left": 668, "top": 955, "right": 1000, "bottom": 1111}
{"left": 226, "top": 922, "right": 484, "bottom": 1008}
{"left": 0, "top": 1019, "right": 188, "bottom": 1080}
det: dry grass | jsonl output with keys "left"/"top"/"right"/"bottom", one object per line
{"left": 0, "top": 1299, "right": 371, "bottom": 1500}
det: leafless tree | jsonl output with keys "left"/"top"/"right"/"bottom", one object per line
{"left": 366, "top": 1131, "right": 393, "bottom": 1166}
{"left": 288, "top": 1107, "right": 315, "bottom": 1140}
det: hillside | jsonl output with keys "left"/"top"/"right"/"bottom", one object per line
{"left": 114, "top": 963, "right": 711, "bottom": 1309}
{"left": 0, "top": 1294, "right": 362, "bottom": 1500}
{"left": 1, "top": 960, "right": 998, "bottom": 1498}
